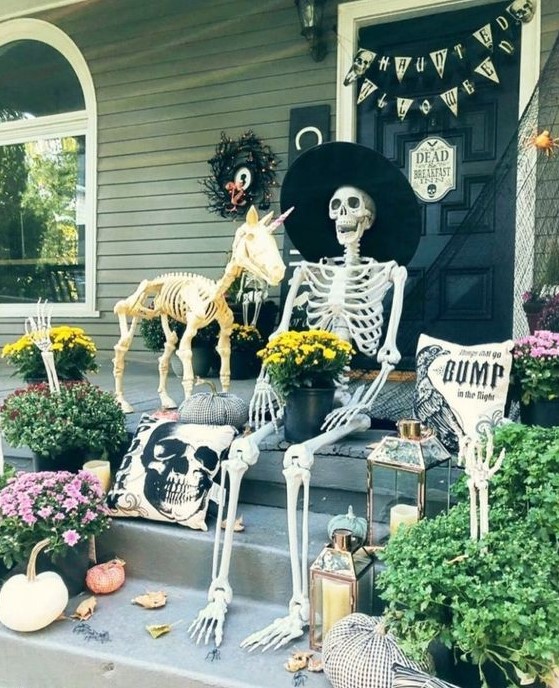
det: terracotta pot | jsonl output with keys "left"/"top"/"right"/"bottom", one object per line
{"left": 284, "top": 387, "right": 335, "bottom": 443}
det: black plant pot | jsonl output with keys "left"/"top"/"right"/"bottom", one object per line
{"left": 32, "top": 450, "right": 90, "bottom": 473}
{"left": 284, "top": 387, "right": 335, "bottom": 443}
{"left": 520, "top": 399, "right": 559, "bottom": 427}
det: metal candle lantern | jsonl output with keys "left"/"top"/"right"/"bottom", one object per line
{"left": 309, "top": 528, "right": 375, "bottom": 650}
{"left": 366, "top": 420, "right": 452, "bottom": 546}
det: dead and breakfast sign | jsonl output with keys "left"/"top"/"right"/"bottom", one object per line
{"left": 409, "top": 136, "right": 456, "bottom": 202}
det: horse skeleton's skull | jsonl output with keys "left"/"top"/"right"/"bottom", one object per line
{"left": 329, "top": 186, "right": 376, "bottom": 247}
{"left": 343, "top": 49, "right": 376, "bottom": 85}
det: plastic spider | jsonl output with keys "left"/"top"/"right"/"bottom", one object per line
{"left": 526, "top": 129, "right": 559, "bottom": 157}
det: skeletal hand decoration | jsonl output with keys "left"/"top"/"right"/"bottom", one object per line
{"left": 25, "top": 300, "right": 60, "bottom": 394}
{"left": 249, "top": 374, "right": 283, "bottom": 429}
{"left": 460, "top": 431, "right": 505, "bottom": 540}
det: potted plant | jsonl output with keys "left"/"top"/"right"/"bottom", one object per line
{"left": 226, "top": 271, "right": 279, "bottom": 341}
{"left": 259, "top": 329, "right": 354, "bottom": 442}
{"left": 139, "top": 316, "right": 220, "bottom": 378}
{"left": 511, "top": 330, "right": 559, "bottom": 426}
{"left": 0, "top": 470, "right": 111, "bottom": 595}
{"left": 229, "top": 324, "right": 263, "bottom": 379}
{"left": 378, "top": 423, "right": 559, "bottom": 688}
{"left": 0, "top": 381, "right": 128, "bottom": 472}
{"left": 1, "top": 325, "right": 98, "bottom": 383}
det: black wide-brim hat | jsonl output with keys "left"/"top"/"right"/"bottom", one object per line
{"left": 280, "top": 141, "right": 421, "bottom": 265}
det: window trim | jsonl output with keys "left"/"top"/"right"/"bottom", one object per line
{"left": 0, "top": 18, "right": 98, "bottom": 318}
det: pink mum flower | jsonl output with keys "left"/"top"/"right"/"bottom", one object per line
{"left": 62, "top": 529, "right": 81, "bottom": 546}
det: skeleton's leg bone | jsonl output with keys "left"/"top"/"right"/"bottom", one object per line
{"left": 241, "top": 418, "right": 369, "bottom": 652}
{"left": 175, "top": 329, "right": 198, "bottom": 399}
{"left": 215, "top": 308, "right": 234, "bottom": 393}
{"left": 189, "top": 424, "right": 276, "bottom": 648}
{"left": 157, "top": 315, "right": 179, "bottom": 409}
{"left": 112, "top": 314, "right": 139, "bottom": 413}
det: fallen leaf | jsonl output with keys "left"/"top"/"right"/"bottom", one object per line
{"left": 132, "top": 591, "right": 167, "bottom": 609}
{"left": 307, "top": 657, "right": 323, "bottom": 673}
{"left": 146, "top": 624, "right": 172, "bottom": 639}
{"left": 221, "top": 515, "right": 245, "bottom": 532}
{"left": 71, "top": 596, "right": 97, "bottom": 621}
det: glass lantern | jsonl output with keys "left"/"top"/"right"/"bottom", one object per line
{"left": 366, "top": 420, "right": 451, "bottom": 546}
{"left": 309, "top": 528, "right": 375, "bottom": 650}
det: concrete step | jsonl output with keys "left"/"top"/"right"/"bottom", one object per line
{"left": 0, "top": 577, "right": 330, "bottom": 688}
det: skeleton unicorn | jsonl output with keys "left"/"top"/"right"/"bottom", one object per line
{"left": 189, "top": 142, "right": 421, "bottom": 650}
{"left": 112, "top": 206, "right": 288, "bottom": 413}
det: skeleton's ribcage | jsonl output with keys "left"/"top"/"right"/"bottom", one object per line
{"left": 153, "top": 276, "right": 219, "bottom": 327}
{"left": 304, "top": 263, "right": 390, "bottom": 358}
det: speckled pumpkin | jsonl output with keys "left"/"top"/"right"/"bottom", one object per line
{"left": 85, "top": 559, "right": 126, "bottom": 594}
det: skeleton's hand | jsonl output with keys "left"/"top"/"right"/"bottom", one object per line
{"left": 249, "top": 376, "right": 283, "bottom": 428}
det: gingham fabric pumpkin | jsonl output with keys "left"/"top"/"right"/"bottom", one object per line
{"left": 392, "top": 664, "right": 460, "bottom": 688}
{"left": 179, "top": 379, "right": 249, "bottom": 430}
{"left": 323, "top": 614, "right": 428, "bottom": 688}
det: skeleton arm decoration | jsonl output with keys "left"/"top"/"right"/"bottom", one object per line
{"left": 25, "top": 300, "right": 60, "bottom": 394}
{"left": 460, "top": 431, "right": 505, "bottom": 540}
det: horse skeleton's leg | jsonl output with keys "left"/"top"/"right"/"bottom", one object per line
{"left": 215, "top": 305, "right": 234, "bottom": 393}
{"left": 176, "top": 326, "right": 197, "bottom": 399}
{"left": 113, "top": 310, "right": 139, "bottom": 414}
{"left": 157, "top": 315, "right": 179, "bottom": 408}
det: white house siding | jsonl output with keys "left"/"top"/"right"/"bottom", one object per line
{"left": 0, "top": 0, "right": 557, "bottom": 353}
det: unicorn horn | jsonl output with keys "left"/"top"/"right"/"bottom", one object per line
{"left": 269, "top": 206, "right": 294, "bottom": 231}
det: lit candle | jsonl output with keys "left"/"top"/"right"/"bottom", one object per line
{"left": 389, "top": 503, "right": 419, "bottom": 536}
{"left": 83, "top": 460, "right": 112, "bottom": 494}
{"left": 322, "top": 578, "right": 352, "bottom": 639}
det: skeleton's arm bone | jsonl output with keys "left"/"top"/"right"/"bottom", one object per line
{"left": 377, "top": 264, "right": 407, "bottom": 366}
{"left": 274, "top": 264, "right": 307, "bottom": 334}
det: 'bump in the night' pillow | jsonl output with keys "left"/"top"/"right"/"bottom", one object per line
{"left": 413, "top": 334, "right": 513, "bottom": 451}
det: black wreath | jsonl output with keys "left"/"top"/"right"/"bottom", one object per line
{"left": 202, "top": 130, "right": 280, "bottom": 219}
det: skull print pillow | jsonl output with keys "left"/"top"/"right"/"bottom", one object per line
{"left": 413, "top": 334, "right": 514, "bottom": 452}
{"left": 107, "top": 414, "right": 236, "bottom": 531}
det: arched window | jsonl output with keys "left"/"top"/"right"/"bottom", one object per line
{"left": 0, "top": 19, "right": 97, "bottom": 316}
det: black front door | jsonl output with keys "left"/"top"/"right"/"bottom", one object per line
{"left": 356, "top": 2, "right": 520, "bottom": 362}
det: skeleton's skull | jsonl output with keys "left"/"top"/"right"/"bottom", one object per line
{"left": 141, "top": 422, "right": 220, "bottom": 524}
{"left": 506, "top": 0, "right": 536, "bottom": 23}
{"left": 329, "top": 186, "right": 376, "bottom": 248}
{"left": 427, "top": 184, "right": 437, "bottom": 198}
{"left": 343, "top": 49, "right": 375, "bottom": 86}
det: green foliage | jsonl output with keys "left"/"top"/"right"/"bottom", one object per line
{"left": 1, "top": 325, "right": 98, "bottom": 382}
{"left": 512, "top": 331, "right": 559, "bottom": 404}
{"left": 0, "top": 464, "right": 16, "bottom": 492}
{"left": 230, "top": 324, "right": 263, "bottom": 354}
{"left": 379, "top": 423, "right": 559, "bottom": 686}
{"left": 0, "top": 381, "right": 127, "bottom": 460}
{"left": 139, "top": 317, "right": 220, "bottom": 352}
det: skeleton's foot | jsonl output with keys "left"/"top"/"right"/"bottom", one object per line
{"left": 188, "top": 592, "right": 229, "bottom": 648}
{"left": 240, "top": 613, "right": 306, "bottom": 652}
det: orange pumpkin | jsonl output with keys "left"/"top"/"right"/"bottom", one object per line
{"left": 85, "top": 559, "right": 126, "bottom": 594}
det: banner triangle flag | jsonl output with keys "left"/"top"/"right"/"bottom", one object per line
{"left": 474, "top": 56, "right": 500, "bottom": 84}
{"left": 430, "top": 48, "right": 448, "bottom": 78}
{"left": 396, "top": 97, "right": 414, "bottom": 121}
{"left": 394, "top": 57, "right": 412, "bottom": 83}
{"left": 440, "top": 87, "right": 459, "bottom": 117}
{"left": 473, "top": 24, "right": 493, "bottom": 50}
{"left": 357, "top": 79, "right": 379, "bottom": 104}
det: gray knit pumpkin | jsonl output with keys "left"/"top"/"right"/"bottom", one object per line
{"left": 179, "top": 380, "right": 249, "bottom": 430}
{"left": 323, "top": 614, "right": 428, "bottom": 688}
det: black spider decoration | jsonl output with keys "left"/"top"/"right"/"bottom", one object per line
{"left": 202, "top": 130, "right": 279, "bottom": 219}
{"left": 292, "top": 671, "right": 307, "bottom": 687}
{"left": 73, "top": 621, "right": 111, "bottom": 643}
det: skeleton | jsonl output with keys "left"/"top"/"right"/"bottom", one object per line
{"left": 189, "top": 184, "right": 408, "bottom": 650}
{"left": 506, "top": 0, "right": 537, "bottom": 23}
{"left": 343, "top": 49, "right": 376, "bottom": 86}
{"left": 234, "top": 272, "right": 269, "bottom": 327}
{"left": 25, "top": 299, "right": 60, "bottom": 394}
{"left": 459, "top": 431, "right": 505, "bottom": 540}
{"left": 112, "top": 206, "right": 287, "bottom": 413}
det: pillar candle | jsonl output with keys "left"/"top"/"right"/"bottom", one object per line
{"left": 389, "top": 503, "right": 419, "bottom": 536}
{"left": 83, "top": 460, "right": 112, "bottom": 494}
{"left": 322, "top": 578, "right": 352, "bottom": 639}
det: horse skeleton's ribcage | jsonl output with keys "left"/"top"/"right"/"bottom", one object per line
{"left": 152, "top": 274, "right": 219, "bottom": 325}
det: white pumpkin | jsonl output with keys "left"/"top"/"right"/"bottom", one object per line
{"left": 0, "top": 538, "right": 69, "bottom": 632}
